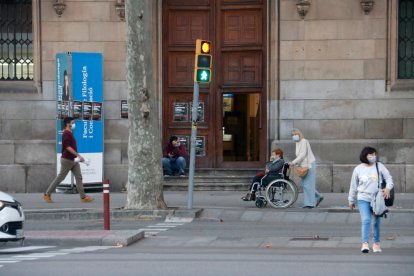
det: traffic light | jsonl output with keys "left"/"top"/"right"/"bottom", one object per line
{"left": 194, "top": 39, "right": 212, "bottom": 83}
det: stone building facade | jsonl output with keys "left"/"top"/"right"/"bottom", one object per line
{"left": 0, "top": 0, "right": 413, "bottom": 193}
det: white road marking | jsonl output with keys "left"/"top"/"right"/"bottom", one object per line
{"left": 0, "top": 246, "right": 55, "bottom": 253}
{"left": 165, "top": 217, "right": 193, "bottom": 223}
{"left": 59, "top": 246, "right": 114, "bottom": 253}
{"left": 140, "top": 217, "right": 192, "bottom": 237}
{"left": 0, "top": 246, "right": 114, "bottom": 270}
{"left": 154, "top": 223, "right": 184, "bottom": 227}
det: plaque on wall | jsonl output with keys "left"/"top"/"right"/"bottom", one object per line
{"left": 92, "top": 102, "right": 102, "bottom": 120}
{"left": 82, "top": 101, "right": 92, "bottom": 120}
{"left": 121, "top": 100, "right": 128, "bottom": 118}
{"left": 173, "top": 102, "right": 189, "bottom": 122}
{"left": 195, "top": 136, "right": 206, "bottom": 156}
{"left": 177, "top": 135, "right": 189, "bottom": 152}
{"left": 190, "top": 102, "right": 205, "bottom": 122}
{"left": 61, "top": 101, "right": 70, "bottom": 118}
{"left": 73, "top": 101, "right": 82, "bottom": 119}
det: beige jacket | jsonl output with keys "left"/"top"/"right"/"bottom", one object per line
{"left": 292, "top": 138, "right": 316, "bottom": 168}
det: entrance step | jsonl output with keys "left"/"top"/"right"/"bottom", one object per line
{"left": 163, "top": 168, "right": 261, "bottom": 191}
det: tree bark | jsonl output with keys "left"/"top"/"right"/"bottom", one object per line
{"left": 125, "top": 0, "right": 166, "bottom": 209}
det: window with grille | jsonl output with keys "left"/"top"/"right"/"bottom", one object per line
{"left": 0, "top": 0, "right": 33, "bottom": 81}
{"left": 398, "top": 0, "right": 414, "bottom": 79}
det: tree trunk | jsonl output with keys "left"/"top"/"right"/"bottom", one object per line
{"left": 125, "top": 0, "right": 166, "bottom": 209}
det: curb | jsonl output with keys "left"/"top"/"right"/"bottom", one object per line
{"left": 24, "top": 207, "right": 204, "bottom": 221}
{"left": 24, "top": 230, "right": 145, "bottom": 247}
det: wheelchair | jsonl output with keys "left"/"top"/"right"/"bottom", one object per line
{"left": 253, "top": 163, "right": 299, "bottom": 209}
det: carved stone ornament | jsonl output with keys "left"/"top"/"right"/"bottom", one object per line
{"left": 53, "top": 0, "right": 66, "bottom": 17}
{"left": 115, "top": 0, "right": 125, "bottom": 21}
{"left": 295, "top": 0, "right": 311, "bottom": 19}
{"left": 361, "top": 0, "right": 375, "bottom": 14}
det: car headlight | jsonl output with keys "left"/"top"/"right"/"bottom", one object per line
{"left": 0, "top": 201, "right": 4, "bottom": 210}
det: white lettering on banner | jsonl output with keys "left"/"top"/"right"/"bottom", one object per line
{"left": 83, "top": 121, "right": 88, "bottom": 138}
{"left": 88, "top": 121, "right": 94, "bottom": 138}
{"left": 88, "top": 87, "right": 93, "bottom": 102}
{"left": 57, "top": 59, "right": 62, "bottom": 101}
{"left": 58, "top": 84, "right": 62, "bottom": 101}
{"left": 82, "top": 66, "right": 88, "bottom": 98}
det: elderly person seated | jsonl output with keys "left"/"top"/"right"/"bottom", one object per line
{"left": 242, "top": 148, "right": 285, "bottom": 201}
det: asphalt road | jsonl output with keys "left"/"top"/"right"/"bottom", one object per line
{"left": 1, "top": 244, "right": 413, "bottom": 276}
{"left": 2, "top": 216, "right": 414, "bottom": 275}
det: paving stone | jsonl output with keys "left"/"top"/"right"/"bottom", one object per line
{"left": 240, "top": 210, "right": 265, "bottom": 222}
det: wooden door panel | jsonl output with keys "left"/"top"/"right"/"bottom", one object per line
{"left": 168, "top": 11, "right": 210, "bottom": 46}
{"left": 221, "top": 51, "right": 262, "bottom": 86}
{"left": 168, "top": 52, "right": 195, "bottom": 87}
{"left": 167, "top": 0, "right": 211, "bottom": 6}
{"left": 221, "top": 0, "right": 263, "bottom": 4}
{"left": 167, "top": 93, "right": 210, "bottom": 129}
{"left": 222, "top": 10, "right": 262, "bottom": 46}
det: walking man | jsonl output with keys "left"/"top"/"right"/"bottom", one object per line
{"left": 42, "top": 117, "right": 94, "bottom": 203}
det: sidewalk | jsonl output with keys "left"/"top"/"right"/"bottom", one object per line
{"left": 7, "top": 192, "right": 414, "bottom": 247}
{"left": 13, "top": 191, "right": 414, "bottom": 216}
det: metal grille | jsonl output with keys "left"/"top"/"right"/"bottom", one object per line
{"left": 0, "top": 0, "right": 33, "bottom": 81}
{"left": 398, "top": 0, "right": 414, "bottom": 79}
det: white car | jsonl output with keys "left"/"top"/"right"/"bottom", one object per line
{"left": 0, "top": 191, "right": 24, "bottom": 243}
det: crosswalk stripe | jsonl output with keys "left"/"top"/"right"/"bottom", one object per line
{"left": 59, "top": 246, "right": 113, "bottom": 253}
{"left": 0, "top": 245, "right": 114, "bottom": 270}
{"left": 154, "top": 224, "right": 182, "bottom": 227}
{"left": 141, "top": 228, "right": 168, "bottom": 231}
{"left": 0, "top": 246, "right": 55, "bottom": 253}
{"left": 0, "top": 261, "right": 20, "bottom": 264}
{"left": 165, "top": 217, "right": 193, "bottom": 223}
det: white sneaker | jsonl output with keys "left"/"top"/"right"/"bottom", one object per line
{"left": 373, "top": 243, "right": 382, "bottom": 253}
{"left": 361, "top": 243, "right": 369, "bottom": 253}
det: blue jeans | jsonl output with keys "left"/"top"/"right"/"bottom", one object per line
{"left": 358, "top": 200, "right": 381, "bottom": 243}
{"left": 162, "top": 156, "right": 186, "bottom": 175}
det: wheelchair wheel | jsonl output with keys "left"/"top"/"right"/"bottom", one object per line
{"left": 255, "top": 197, "right": 267, "bottom": 208}
{"left": 265, "top": 179, "right": 298, "bottom": 208}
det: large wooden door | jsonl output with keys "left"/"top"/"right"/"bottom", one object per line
{"left": 163, "top": 0, "right": 266, "bottom": 168}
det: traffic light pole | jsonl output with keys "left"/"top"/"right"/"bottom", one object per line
{"left": 187, "top": 81, "right": 199, "bottom": 209}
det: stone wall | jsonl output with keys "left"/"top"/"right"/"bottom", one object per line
{"left": 275, "top": 0, "right": 414, "bottom": 192}
{"left": 0, "top": 0, "right": 130, "bottom": 192}
{"left": 0, "top": 0, "right": 413, "bottom": 193}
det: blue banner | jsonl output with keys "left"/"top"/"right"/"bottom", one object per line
{"left": 56, "top": 52, "right": 104, "bottom": 185}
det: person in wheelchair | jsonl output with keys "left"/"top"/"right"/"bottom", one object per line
{"left": 242, "top": 148, "right": 285, "bottom": 201}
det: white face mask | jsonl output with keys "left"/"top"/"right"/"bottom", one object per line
{"left": 71, "top": 123, "right": 76, "bottom": 130}
{"left": 367, "top": 156, "right": 376, "bottom": 164}
{"left": 175, "top": 142, "right": 180, "bottom": 147}
{"left": 292, "top": 134, "right": 300, "bottom": 142}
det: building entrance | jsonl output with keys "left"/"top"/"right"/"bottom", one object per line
{"left": 162, "top": 0, "right": 267, "bottom": 168}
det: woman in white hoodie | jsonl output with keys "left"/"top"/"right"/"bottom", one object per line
{"left": 289, "top": 128, "right": 323, "bottom": 208}
{"left": 348, "top": 146, "right": 393, "bottom": 253}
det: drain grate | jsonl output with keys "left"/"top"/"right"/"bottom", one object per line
{"left": 290, "top": 237, "right": 329, "bottom": 241}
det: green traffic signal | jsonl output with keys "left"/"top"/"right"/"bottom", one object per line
{"left": 196, "top": 69, "right": 211, "bottom": 83}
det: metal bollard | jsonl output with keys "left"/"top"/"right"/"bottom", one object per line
{"left": 103, "top": 179, "right": 110, "bottom": 230}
